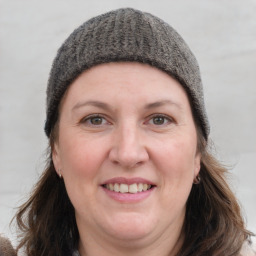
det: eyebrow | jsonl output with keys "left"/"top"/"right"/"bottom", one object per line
{"left": 72, "top": 100, "right": 112, "bottom": 112}
{"left": 72, "top": 99, "right": 183, "bottom": 112}
{"left": 145, "top": 100, "right": 183, "bottom": 110}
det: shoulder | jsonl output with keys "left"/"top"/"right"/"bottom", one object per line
{"left": 72, "top": 250, "right": 80, "bottom": 256}
{"left": 240, "top": 241, "right": 256, "bottom": 256}
{"left": 0, "top": 235, "right": 16, "bottom": 256}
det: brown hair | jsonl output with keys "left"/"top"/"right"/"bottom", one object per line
{"left": 180, "top": 129, "right": 253, "bottom": 255}
{"left": 14, "top": 120, "right": 253, "bottom": 256}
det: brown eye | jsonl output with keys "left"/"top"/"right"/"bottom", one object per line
{"left": 90, "top": 116, "right": 103, "bottom": 125}
{"left": 146, "top": 114, "right": 174, "bottom": 127}
{"left": 81, "top": 115, "right": 109, "bottom": 126}
{"left": 152, "top": 116, "right": 165, "bottom": 125}
{"left": 148, "top": 115, "right": 172, "bottom": 126}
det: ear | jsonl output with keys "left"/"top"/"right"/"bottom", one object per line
{"left": 52, "top": 142, "right": 61, "bottom": 175}
{"left": 194, "top": 153, "right": 201, "bottom": 177}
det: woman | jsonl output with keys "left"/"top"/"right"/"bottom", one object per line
{"left": 14, "top": 8, "right": 253, "bottom": 256}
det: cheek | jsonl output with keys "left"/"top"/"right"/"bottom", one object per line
{"left": 154, "top": 138, "right": 196, "bottom": 200}
{"left": 58, "top": 136, "right": 106, "bottom": 213}
{"left": 58, "top": 132, "right": 105, "bottom": 178}
{"left": 159, "top": 140, "right": 196, "bottom": 176}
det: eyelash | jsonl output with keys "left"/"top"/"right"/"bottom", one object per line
{"left": 80, "top": 114, "right": 109, "bottom": 126}
{"left": 80, "top": 114, "right": 174, "bottom": 127}
{"left": 146, "top": 114, "right": 174, "bottom": 126}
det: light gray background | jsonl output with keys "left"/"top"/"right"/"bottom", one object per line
{"left": 0, "top": 0, "right": 255, "bottom": 248}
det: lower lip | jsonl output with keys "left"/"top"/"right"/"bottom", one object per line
{"left": 101, "top": 186, "right": 155, "bottom": 203}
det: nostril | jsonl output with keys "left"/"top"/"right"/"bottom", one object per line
{"left": 112, "top": 160, "right": 119, "bottom": 165}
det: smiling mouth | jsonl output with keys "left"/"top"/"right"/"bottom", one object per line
{"left": 102, "top": 183, "right": 155, "bottom": 194}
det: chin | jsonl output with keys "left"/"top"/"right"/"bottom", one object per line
{"left": 105, "top": 212, "right": 155, "bottom": 241}
{"left": 110, "top": 227, "right": 152, "bottom": 242}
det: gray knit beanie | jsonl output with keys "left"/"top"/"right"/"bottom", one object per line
{"left": 45, "top": 8, "right": 210, "bottom": 139}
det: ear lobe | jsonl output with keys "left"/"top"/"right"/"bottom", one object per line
{"left": 193, "top": 155, "right": 201, "bottom": 184}
{"left": 194, "top": 153, "right": 201, "bottom": 176}
{"left": 195, "top": 164, "right": 201, "bottom": 177}
{"left": 52, "top": 143, "right": 61, "bottom": 173}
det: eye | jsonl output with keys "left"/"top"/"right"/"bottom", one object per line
{"left": 81, "top": 114, "right": 109, "bottom": 126}
{"left": 147, "top": 114, "right": 173, "bottom": 126}
{"left": 90, "top": 116, "right": 104, "bottom": 125}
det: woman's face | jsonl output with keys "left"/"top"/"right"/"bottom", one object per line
{"left": 53, "top": 62, "right": 200, "bottom": 247}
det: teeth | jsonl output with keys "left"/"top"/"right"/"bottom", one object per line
{"left": 114, "top": 183, "right": 119, "bottom": 192}
{"left": 129, "top": 183, "right": 138, "bottom": 193}
{"left": 138, "top": 183, "right": 143, "bottom": 192}
{"left": 105, "top": 183, "right": 153, "bottom": 193}
{"left": 120, "top": 184, "right": 129, "bottom": 193}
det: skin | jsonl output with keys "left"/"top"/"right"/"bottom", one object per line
{"left": 53, "top": 62, "right": 201, "bottom": 256}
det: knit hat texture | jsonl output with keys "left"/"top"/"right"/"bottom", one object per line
{"left": 45, "top": 8, "right": 210, "bottom": 139}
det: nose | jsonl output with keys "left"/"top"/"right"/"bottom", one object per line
{"left": 109, "top": 124, "right": 149, "bottom": 169}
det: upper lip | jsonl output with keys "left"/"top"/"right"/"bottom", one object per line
{"left": 101, "top": 177, "right": 156, "bottom": 186}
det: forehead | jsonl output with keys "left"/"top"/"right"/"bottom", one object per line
{"left": 61, "top": 62, "right": 191, "bottom": 111}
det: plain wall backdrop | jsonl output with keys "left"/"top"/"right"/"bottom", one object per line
{"left": 0, "top": 0, "right": 255, "bottom": 247}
